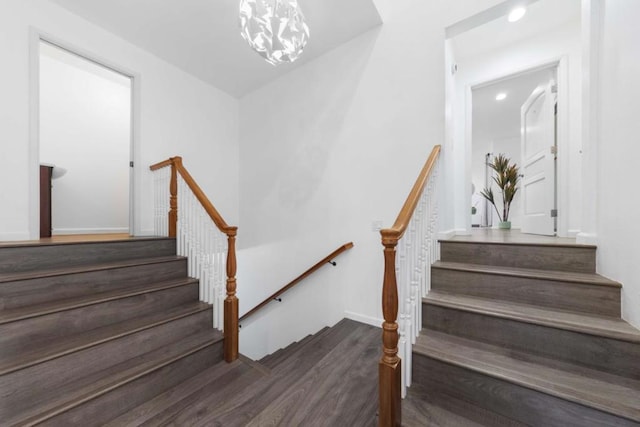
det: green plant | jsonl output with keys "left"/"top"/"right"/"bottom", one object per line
{"left": 480, "top": 154, "right": 520, "bottom": 223}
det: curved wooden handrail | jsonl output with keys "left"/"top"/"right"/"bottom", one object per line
{"left": 239, "top": 242, "right": 354, "bottom": 323}
{"left": 378, "top": 144, "right": 441, "bottom": 427}
{"left": 380, "top": 145, "right": 441, "bottom": 245}
{"left": 149, "top": 156, "right": 238, "bottom": 362}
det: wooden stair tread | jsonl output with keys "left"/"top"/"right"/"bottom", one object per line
{"left": 104, "top": 359, "right": 251, "bottom": 426}
{"left": 7, "top": 328, "right": 222, "bottom": 426}
{"left": 123, "top": 360, "right": 265, "bottom": 426}
{"left": 432, "top": 261, "right": 621, "bottom": 287}
{"left": 404, "top": 384, "right": 527, "bottom": 427}
{"left": 439, "top": 237, "right": 596, "bottom": 249}
{"left": 0, "top": 236, "right": 173, "bottom": 249}
{"left": 0, "top": 277, "right": 198, "bottom": 324}
{"left": 0, "top": 301, "right": 211, "bottom": 375}
{"left": 0, "top": 255, "right": 185, "bottom": 284}
{"left": 424, "top": 291, "right": 640, "bottom": 343}
{"left": 186, "top": 319, "right": 377, "bottom": 427}
{"left": 414, "top": 330, "right": 640, "bottom": 422}
{"left": 244, "top": 323, "right": 380, "bottom": 427}
{"left": 259, "top": 328, "right": 328, "bottom": 369}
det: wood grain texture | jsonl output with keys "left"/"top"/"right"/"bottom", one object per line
{"left": 6, "top": 331, "right": 223, "bottom": 426}
{"left": 440, "top": 241, "right": 596, "bottom": 273}
{"left": 153, "top": 319, "right": 378, "bottom": 427}
{"left": 168, "top": 159, "right": 177, "bottom": 238}
{"left": 131, "top": 361, "right": 263, "bottom": 427}
{"left": 40, "top": 165, "right": 52, "bottom": 238}
{"left": 431, "top": 262, "right": 621, "bottom": 317}
{"left": 0, "top": 238, "right": 176, "bottom": 274}
{"left": 0, "top": 281, "right": 199, "bottom": 352}
{"left": 423, "top": 292, "right": 640, "bottom": 343}
{"left": 422, "top": 299, "right": 640, "bottom": 380}
{"left": 0, "top": 309, "right": 213, "bottom": 419}
{"left": 259, "top": 331, "right": 321, "bottom": 369}
{"left": 0, "top": 302, "right": 211, "bottom": 375}
{"left": 104, "top": 360, "right": 250, "bottom": 426}
{"left": 38, "top": 340, "right": 222, "bottom": 426}
{"left": 412, "top": 354, "right": 639, "bottom": 427}
{"left": 0, "top": 256, "right": 187, "bottom": 310}
{"left": 377, "top": 146, "right": 441, "bottom": 427}
{"left": 151, "top": 157, "right": 239, "bottom": 363}
{"left": 382, "top": 145, "right": 441, "bottom": 242}
{"left": 447, "top": 228, "right": 590, "bottom": 246}
{"left": 414, "top": 330, "right": 640, "bottom": 422}
{"left": 225, "top": 229, "right": 239, "bottom": 362}
{"left": 244, "top": 324, "right": 379, "bottom": 427}
{"left": 403, "top": 384, "right": 527, "bottom": 427}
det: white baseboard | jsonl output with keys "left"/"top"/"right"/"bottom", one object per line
{"left": 0, "top": 231, "right": 31, "bottom": 241}
{"left": 138, "top": 228, "right": 157, "bottom": 236}
{"left": 567, "top": 229, "right": 580, "bottom": 238}
{"left": 437, "top": 229, "right": 457, "bottom": 240}
{"left": 344, "top": 311, "right": 382, "bottom": 328}
{"left": 576, "top": 232, "right": 598, "bottom": 245}
{"left": 52, "top": 227, "right": 129, "bottom": 235}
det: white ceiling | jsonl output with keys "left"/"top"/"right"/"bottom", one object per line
{"left": 452, "top": 0, "right": 581, "bottom": 62}
{"left": 473, "top": 67, "right": 556, "bottom": 141}
{"left": 455, "top": 0, "right": 581, "bottom": 141}
{"left": 50, "top": 0, "right": 383, "bottom": 98}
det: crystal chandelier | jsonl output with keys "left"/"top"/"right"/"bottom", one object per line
{"left": 239, "top": 0, "right": 310, "bottom": 66}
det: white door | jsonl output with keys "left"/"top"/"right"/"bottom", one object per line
{"left": 520, "top": 82, "right": 556, "bottom": 236}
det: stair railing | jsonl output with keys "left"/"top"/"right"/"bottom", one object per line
{"left": 239, "top": 242, "right": 354, "bottom": 324}
{"left": 150, "top": 156, "right": 238, "bottom": 362}
{"left": 378, "top": 145, "right": 441, "bottom": 426}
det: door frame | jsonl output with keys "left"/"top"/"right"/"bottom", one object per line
{"left": 463, "top": 56, "right": 570, "bottom": 237}
{"left": 28, "top": 28, "right": 141, "bottom": 239}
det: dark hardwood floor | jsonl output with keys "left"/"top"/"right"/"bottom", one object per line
{"left": 109, "top": 319, "right": 381, "bottom": 426}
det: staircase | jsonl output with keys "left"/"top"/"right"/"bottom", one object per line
{"left": 106, "top": 318, "right": 379, "bottom": 426}
{"left": 405, "top": 238, "right": 640, "bottom": 426}
{"left": 0, "top": 238, "right": 224, "bottom": 425}
{"left": 0, "top": 237, "right": 379, "bottom": 426}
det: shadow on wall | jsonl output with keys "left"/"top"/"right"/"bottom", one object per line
{"left": 240, "top": 26, "right": 382, "bottom": 250}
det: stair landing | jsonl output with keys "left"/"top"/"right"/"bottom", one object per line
{"left": 448, "top": 228, "right": 587, "bottom": 246}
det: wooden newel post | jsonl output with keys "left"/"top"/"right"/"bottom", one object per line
{"left": 224, "top": 226, "right": 239, "bottom": 362}
{"left": 168, "top": 157, "right": 181, "bottom": 238}
{"left": 379, "top": 231, "right": 401, "bottom": 427}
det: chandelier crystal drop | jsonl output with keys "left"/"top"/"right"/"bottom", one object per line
{"left": 239, "top": 0, "right": 310, "bottom": 66}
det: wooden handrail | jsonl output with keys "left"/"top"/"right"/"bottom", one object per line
{"left": 149, "top": 156, "right": 239, "bottom": 362}
{"left": 380, "top": 145, "right": 441, "bottom": 245}
{"left": 239, "top": 242, "right": 354, "bottom": 323}
{"left": 378, "top": 145, "right": 441, "bottom": 427}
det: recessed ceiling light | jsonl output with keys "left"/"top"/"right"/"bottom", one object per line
{"left": 496, "top": 93, "right": 507, "bottom": 101}
{"left": 508, "top": 6, "right": 527, "bottom": 22}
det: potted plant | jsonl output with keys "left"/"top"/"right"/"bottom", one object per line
{"left": 480, "top": 154, "right": 520, "bottom": 229}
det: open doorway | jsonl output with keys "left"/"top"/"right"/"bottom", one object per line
{"left": 471, "top": 65, "right": 558, "bottom": 235}
{"left": 37, "top": 39, "right": 133, "bottom": 238}
{"left": 445, "top": 0, "right": 582, "bottom": 238}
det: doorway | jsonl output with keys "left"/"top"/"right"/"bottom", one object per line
{"left": 471, "top": 65, "right": 558, "bottom": 235}
{"left": 445, "top": 0, "right": 582, "bottom": 238}
{"left": 35, "top": 39, "right": 133, "bottom": 238}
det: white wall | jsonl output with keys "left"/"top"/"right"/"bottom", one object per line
{"left": 40, "top": 42, "right": 131, "bottom": 234}
{"left": 238, "top": 0, "right": 503, "bottom": 343}
{"left": 236, "top": 238, "right": 352, "bottom": 359}
{"left": 452, "top": 20, "right": 583, "bottom": 236}
{"left": 596, "top": 0, "right": 640, "bottom": 328}
{"left": 0, "top": 0, "right": 239, "bottom": 240}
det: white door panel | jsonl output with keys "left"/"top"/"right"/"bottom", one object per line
{"left": 521, "top": 82, "right": 556, "bottom": 236}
